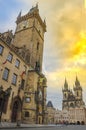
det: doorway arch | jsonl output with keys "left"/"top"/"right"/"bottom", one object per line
{"left": 77, "top": 121, "right": 80, "bottom": 125}
{"left": 11, "top": 96, "right": 22, "bottom": 122}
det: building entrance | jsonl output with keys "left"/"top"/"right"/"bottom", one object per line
{"left": 11, "top": 97, "right": 22, "bottom": 122}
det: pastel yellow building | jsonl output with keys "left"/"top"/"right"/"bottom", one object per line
{"left": 0, "top": 4, "right": 47, "bottom": 124}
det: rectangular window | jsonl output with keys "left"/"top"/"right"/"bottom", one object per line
{"left": 12, "top": 73, "right": 17, "bottom": 85}
{"left": 0, "top": 45, "right": 4, "bottom": 55}
{"left": 2, "top": 68, "right": 9, "bottom": 81}
{"left": 20, "top": 79, "right": 25, "bottom": 89}
{"left": 15, "top": 59, "right": 20, "bottom": 68}
{"left": 7, "top": 53, "right": 13, "bottom": 62}
{"left": 25, "top": 111, "right": 29, "bottom": 117}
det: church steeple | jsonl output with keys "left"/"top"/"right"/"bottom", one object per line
{"left": 64, "top": 78, "right": 68, "bottom": 90}
{"left": 75, "top": 76, "right": 80, "bottom": 86}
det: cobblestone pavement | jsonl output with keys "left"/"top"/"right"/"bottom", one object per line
{"left": 0, "top": 124, "right": 86, "bottom": 130}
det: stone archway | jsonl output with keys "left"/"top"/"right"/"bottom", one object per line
{"left": 81, "top": 121, "right": 85, "bottom": 125}
{"left": 77, "top": 121, "right": 80, "bottom": 125}
{"left": 11, "top": 97, "right": 22, "bottom": 122}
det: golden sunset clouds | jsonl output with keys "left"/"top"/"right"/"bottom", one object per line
{"left": 1, "top": 0, "right": 86, "bottom": 96}
{"left": 13, "top": 0, "right": 86, "bottom": 93}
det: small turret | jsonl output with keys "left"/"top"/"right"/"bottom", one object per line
{"left": 17, "top": 11, "right": 22, "bottom": 19}
{"left": 29, "top": 4, "right": 39, "bottom": 14}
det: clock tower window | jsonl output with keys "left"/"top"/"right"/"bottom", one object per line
{"left": 37, "top": 42, "right": 39, "bottom": 50}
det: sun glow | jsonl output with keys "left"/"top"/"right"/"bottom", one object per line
{"left": 69, "top": 31, "right": 86, "bottom": 65}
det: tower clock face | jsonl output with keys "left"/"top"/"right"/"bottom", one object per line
{"left": 25, "top": 97, "right": 31, "bottom": 103}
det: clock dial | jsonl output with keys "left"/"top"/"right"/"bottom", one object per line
{"left": 25, "top": 97, "right": 31, "bottom": 103}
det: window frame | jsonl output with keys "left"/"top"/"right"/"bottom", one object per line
{"left": 37, "top": 42, "right": 39, "bottom": 50}
{"left": 0, "top": 44, "right": 4, "bottom": 55}
{"left": 20, "top": 79, "right": 25, "bottom": 89}
{"left": 7, "top": 53, "right": 13, "bottom": 62}
{"left": 24, "top": 111, "right": 30, "bottom": 117}
{"left": 15, "top": 59, "right": 20, "bottom": 68}
{"left": 2, "top": 68, "right": 9, "bottom": 81}
{"left": 12, "top": 73, "right": 17, "bottom": 85}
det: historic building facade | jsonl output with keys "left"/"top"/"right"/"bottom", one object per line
{"left": 0, "top": 4, "right": 47, "bottom": 124}
{"left": 47, "top": 101, "right": 56, "bottom": 124}
{"left": 62, "top": 77, "right": 86, "bottom": 124}
{"left": 47, "top": 101, "right": 69, "bottom": 125}
{"left": 54, "top": 109, "right": 69, "bottom": 124}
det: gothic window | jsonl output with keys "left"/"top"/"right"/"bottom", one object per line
{"left": 7, "top": 53, "right": 13, "bottom": 62}
{"left": 2, "top": 68, "right": 9, "bottom": 81}
{"left": 25, "top": 54, "right": 30, "bottom": 63}
{"left": 77, "top": 91, "right": 79, "bottom": 97}
{"left": 35, "top": 61, "right": 40, "bottom": 71}
{"left": 64, "top": 93, "right": 66, "bottom": 98}
{"left": 20, "top": 79, "right": 25, "bottom": 89}
{"left": 0, "top": 45, "right": 4, "bottom": 55}
{"left": 12, "top": 73, "right": 17, "bottom": 85}
{"left": 6, "top": 36, "right": 11, "bottom": 44}
{"left": 15, "top": 59, "right": 20, "bottom": 68}
{"left": 70, "top": 103, "right": 74, "bottom": 108}
{"left": 37, "top": 42, "right": 39, "bottom": 50}
{"left": 25, "top": 111, "right": 29, "bottom": 117}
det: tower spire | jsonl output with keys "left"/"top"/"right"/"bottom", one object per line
{"left": 75, "top": 76, "right": 80, "bottom": 86}
{"left": 17, "top": 10, "right": 22, "bottom": 19}
{"left": 64, "top": 78, "right": 68, "bottom": 89}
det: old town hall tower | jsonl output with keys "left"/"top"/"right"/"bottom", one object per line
{"left": 13, "top": 4, "right": 46, "bottom": 71}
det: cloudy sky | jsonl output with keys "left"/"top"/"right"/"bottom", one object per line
{"left": 0, "top": 0, "right": 86, "bottom": 109}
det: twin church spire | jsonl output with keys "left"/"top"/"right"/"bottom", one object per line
{"left": 64, "top": 76, "right": 81, "bottom": 90}
{"left": 62, "top": 76, "right": 84, "bottom": 110}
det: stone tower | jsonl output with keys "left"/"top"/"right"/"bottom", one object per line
{"left": 73, "top": 76, "right": 84, "bottom": 107}
{"left": 13, "top": 4, "right": 46, "bottom": 72}
{"left": 73, "top": 76, "right": 82, "bottom": 99}
{"left": 62, "top": 78, "right": 70, "bottom": 110}
{"left": 12, "top": 5, "right": 48, "bottom": 124}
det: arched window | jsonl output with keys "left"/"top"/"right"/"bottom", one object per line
{"left": 70, "top": 103, "right": 74, "bottom": 108}
{"left": 64, "top": 93, "right": 66, "bottom": 98}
